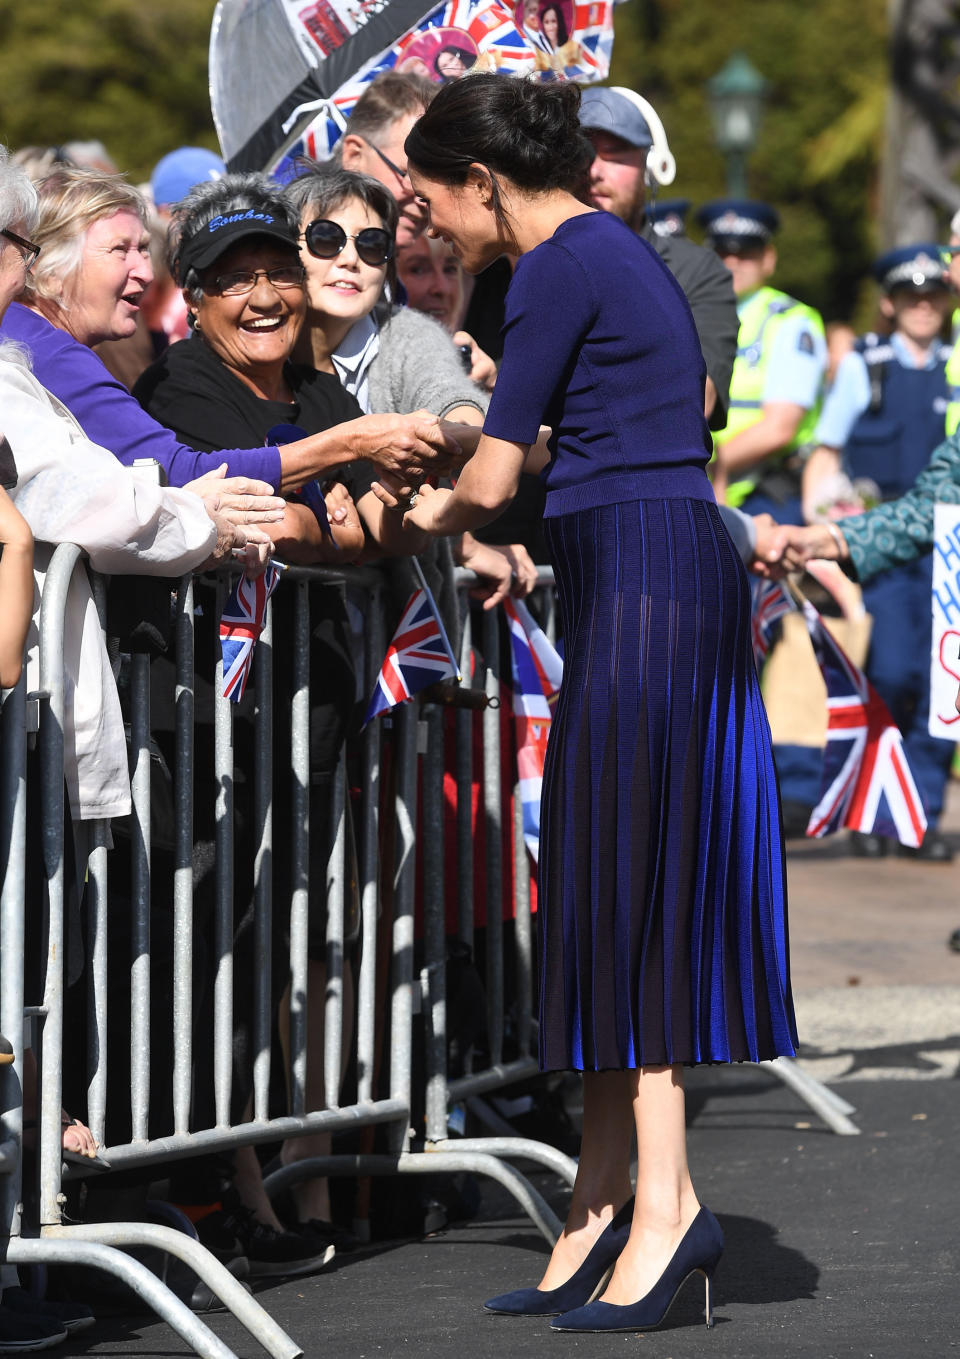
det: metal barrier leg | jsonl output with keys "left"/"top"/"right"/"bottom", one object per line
{"left": 765, "top": 1057, "right": 861, "bottom": 1134}
{"left": 264, "top": 1151, "right": 562, "bottom": 1246}
{"left": 431, "top": 1135, "right": 577, "bottom": 1187}
{"left": 5, "top": 1237, "right": 241, "bottom": 1359}
{"left": 41, "top": 1223, "right": 303, "bottom": 1358}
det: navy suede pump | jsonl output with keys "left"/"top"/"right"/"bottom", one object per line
{"left": 549, "top": 1204, "right": 724, "bottom": 1333}
{"left": 483, "top": 1196, "right": 635, "bottom": 1317}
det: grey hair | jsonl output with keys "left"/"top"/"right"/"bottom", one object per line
{"left": 0, "top": 144, "right": 39, "bottom": 237}
{"left": 283, "top": 164, "right": 399, "bottom": 236}
{"left": 168, "top": 172, "right": 300, "bottom": 295}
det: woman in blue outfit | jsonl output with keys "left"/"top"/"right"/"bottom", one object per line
{"left": 382, "top": 75, "right": 798, "bottom": 1334}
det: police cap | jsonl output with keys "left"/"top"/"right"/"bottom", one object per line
{"left": 873, "top": 244, "right": 949, "bottom": 293}
{"left": 697, "top": 199, "right": 779, "bottom": 254}
{"left": 649, "top": 198, "right": 690, "bottom": 238}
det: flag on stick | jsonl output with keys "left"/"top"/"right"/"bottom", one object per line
{"left": 503, "top": 597, "right": 563, "bottom": 861}
{"left": 750, "top": 577, "right": 795, "bottom": 667}
{"left": 364, "top": 576, "right": 460, "bottom": 723}
{"left": 218, "top": 562, "right": 283, "bottom": 703}
{"left": 803, "top": 598, "right": 927, "bottom": 847}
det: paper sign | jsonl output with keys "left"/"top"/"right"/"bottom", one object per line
{"left": 929, "top": 503, "right": 960, "bottom": 738}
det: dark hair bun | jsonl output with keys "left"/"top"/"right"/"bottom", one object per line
{"left": 405, "top": 73, "right": 591, "bottom": 194}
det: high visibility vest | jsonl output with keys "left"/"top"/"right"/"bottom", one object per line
{"left": 945, "top": 337, "right": 960, "bottom": 437}
{"left": 718, "top": 286, "right": 826, "bottom": 507}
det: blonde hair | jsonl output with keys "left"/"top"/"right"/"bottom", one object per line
{"left": 24, "top": 165, "right": 148, "bottom": 308}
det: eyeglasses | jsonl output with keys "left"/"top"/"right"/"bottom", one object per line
{"left": 206, "top": 265, "right": 305, "bottom": 296}
{"left": 1, "top": 228, "right": 41, "bottom": 271}
{"left": 303, "top": 219, "right": 395, "bottom": 267}
{"left": 360, "top": 137, "right": 410, "bottom": 185}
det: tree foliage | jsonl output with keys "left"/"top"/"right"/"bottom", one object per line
{"left": 608, "top": 0, "right": 891, "bottom": 324}
{"left": 0, "top": 0, "right": 219, "bottom": 183}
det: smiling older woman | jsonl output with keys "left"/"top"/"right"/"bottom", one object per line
{"left": 0, "top": 165, "right": 457, "bottom": 499}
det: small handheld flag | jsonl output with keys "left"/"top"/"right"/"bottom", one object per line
{"left": 803, "top": 598, "right": 927, "bottom": 848}
{"left": 750, "top": 578, "right": 795, "bottom": 668}
{"left": 503, "top": 597, "right": 563, "bottom": 861}
{"left": 218, "top": 562, "right": 283, "bottom": 703}
{"left": 364, "top": 576, "right": 461, "bottom": 723}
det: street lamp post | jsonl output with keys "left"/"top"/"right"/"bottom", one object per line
{"left": 707, "top": 52, "right": 769, "bottom": 198}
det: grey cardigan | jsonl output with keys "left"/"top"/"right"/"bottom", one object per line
{"left": 367, "top": 305, "right": 488, "bottom": 418}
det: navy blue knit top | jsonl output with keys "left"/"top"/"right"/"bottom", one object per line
{"left": 483, "top": 211, "right": 715, "bottom": 517}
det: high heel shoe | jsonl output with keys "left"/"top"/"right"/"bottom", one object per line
{"left": 483, "top": 1196, "right": 635, "bottom": 1316}
{"left": 549, "top": 1204, "right": 723, "bottom": 1333}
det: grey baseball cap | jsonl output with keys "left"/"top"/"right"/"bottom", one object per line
{"left": 579, "top": 87, "right": 653, "bottom": 150}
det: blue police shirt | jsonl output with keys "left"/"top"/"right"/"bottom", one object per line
{"left": 815, "top": 333, "right": 945, "bottom": 449}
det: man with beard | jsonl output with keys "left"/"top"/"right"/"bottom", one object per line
{"left": 578, "top": 85, "right": 738, "bottom": 430}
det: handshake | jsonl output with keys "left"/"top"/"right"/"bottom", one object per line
{"left": 748, "top": 514, "right": 848, "bottom": 579}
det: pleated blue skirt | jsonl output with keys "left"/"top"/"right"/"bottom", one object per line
{"left": 539, "top": 496, "right": 798, "bottom": 1070}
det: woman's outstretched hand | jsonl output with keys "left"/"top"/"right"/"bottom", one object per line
{"left": 185, "top": 463, "right": 286, "bottom": 526}
{"left": 351, "top": 411, "right": 463, "bottom": 478}
{"left": 394, "top": 481, "right": 452, "bottom": 535}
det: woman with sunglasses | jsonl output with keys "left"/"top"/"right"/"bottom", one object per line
{"left": 285, "top": 163, "right": 538, "bottom": 607}
{"left": 391, "top": 74, "right": 798, "bottom": 1336}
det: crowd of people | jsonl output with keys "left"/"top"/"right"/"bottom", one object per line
{"left": 0, "top": 62, "right": 958, "bottom": 1353}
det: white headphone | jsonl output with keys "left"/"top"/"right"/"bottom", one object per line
{"left": 607, "top": 86, "right": 676, "bottom": 188}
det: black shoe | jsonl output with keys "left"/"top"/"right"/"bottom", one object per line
{"left": 0, "top": 1291, "right": 92, "bottom": 1335}
{"left": 948, "top": 927, "right": 960, "bottom": 953}
{"left": 849, "top": 830, "right": 888, "bottom": 858}
{"left": 899, "top": 830, "right": 954, "bottom": 863}
{"left": 197, "top": 1196, "right": 335, "bottom": 1280}
{"left": 0, "top": 1305, "right": 66, "bottom": 1352}
{"left": 296, "top": 1217, "right": 358, "bottom": 1255}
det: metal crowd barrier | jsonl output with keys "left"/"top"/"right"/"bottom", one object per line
{"left": 0, "top": 542, "right": 859, "bottom": 1356}
{"left": 0, "top": 546, "right": 569, "bottom": 1359}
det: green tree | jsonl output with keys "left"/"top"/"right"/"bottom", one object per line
{"left": 0, "top": 0, "right": 219, "bottom": 182}
{"left": 608, "top": 0, "right": 890, "bottom": 324}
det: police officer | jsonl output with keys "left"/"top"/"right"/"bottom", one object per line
{"left": 699, "top": 200, "right": 827, "bottom": 522}
{"left": 804, "top": 244, "right": 956, "bottom": 861}
{"left": 648, "top": 198, "right": 690, "bottom": 239}
{"left": 579, "top": 87, "right": 738, "bottom": 430}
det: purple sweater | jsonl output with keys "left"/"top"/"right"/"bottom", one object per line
{"left": 0, "top": 303, "right": 282, "bottom": 490}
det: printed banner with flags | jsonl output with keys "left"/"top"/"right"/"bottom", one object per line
{"left": 503, "top": 597, "right": 563, "bottom": 861}
{"left": 750, "top": 577, "right": 795, "bottom": 668}
{"left": 218, "top": 562, "right": 283, "bottom": 703}
{"left": 802, "top": 598, "right": 927, "bottom": 848}
{"left": 210, "top": 0, "right": 618, "bottom": 175}
{"left": 365, "top": 585, "right": 460, "bottom": 722}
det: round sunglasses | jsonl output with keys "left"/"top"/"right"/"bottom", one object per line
{"left": 303, "top": 218, "right": 394, "bottom": 267}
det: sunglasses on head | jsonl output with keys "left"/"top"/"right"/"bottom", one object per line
{"left": 303, "top": 218, "right": 394, "bottom": 267}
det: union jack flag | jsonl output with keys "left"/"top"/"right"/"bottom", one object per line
{"left": 750, "top": 578, "right": 795, "bottom": 667}
{"left": 803, "top": 599, "right": 927, "bottom": 847}
{"left": 364, "top": 585, "right": 460, "bottom": 723}
{"left": 218, "top": 562, "right": 283, "bottom": 703}
{"left": 503, "top": 597, "right": 563, "bottom": 861}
